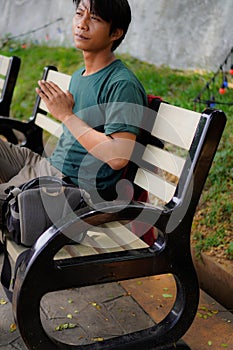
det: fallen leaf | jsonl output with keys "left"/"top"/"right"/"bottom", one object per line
{"left": 93, "top": 337, "right": 104, "bottom": 342}
{"left": 0, "top": 298, "right": 7, "bottom": 305}
{"left": 162, "top": 293, "right": 173, "bottom": 299}
{"left": 90, "top": 302, "right": 101, "bottom": 310}
{"left": 10, "top": 323, "right": 17, "bottom": 333}
{"left": 55, "top": 323, "right": 77, "bottom": 331}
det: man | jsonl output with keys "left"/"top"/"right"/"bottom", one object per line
{"left": 0, "top": 0, "right": 147, "bottom": 214}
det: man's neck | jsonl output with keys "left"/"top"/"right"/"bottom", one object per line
{"left": 82, "top": 51, "right": 116, "bottom": 76}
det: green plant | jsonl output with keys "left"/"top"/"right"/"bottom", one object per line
{"left": 225, "top": 242, "right": 233, "bottom": 260}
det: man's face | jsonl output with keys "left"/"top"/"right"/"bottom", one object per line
{"left": 73, "top": 0, "right": 115, "bottom": 53}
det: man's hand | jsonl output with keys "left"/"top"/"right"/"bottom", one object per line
{"left": 36, "top": 80, "right": 74, "bottom": 122}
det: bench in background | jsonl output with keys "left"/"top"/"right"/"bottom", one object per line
{"left": 0, "top": 66, "right": 227, "bottom": 350}
{"left": 0, "top": 54, "right": 21, "bottom": 142}
{"left": 0, "top": 54, "right": 21, "bottom": 117}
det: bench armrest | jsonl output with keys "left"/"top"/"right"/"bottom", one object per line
{"left": 0, "top": 116, "right": 43, "bottom": 153}
{"left": 0, "top": 116, "right": 31, "bottom": 133}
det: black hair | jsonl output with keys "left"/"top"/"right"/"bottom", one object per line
{"left": 73, "top": 0, "right": 131, "bottom": 51}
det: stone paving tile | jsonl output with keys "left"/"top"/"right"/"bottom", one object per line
{"left": 40, "top": 283, "right": 155, "bottom": 346}
{"left": 122, "top": 275, "right": 233, "bottom": 350}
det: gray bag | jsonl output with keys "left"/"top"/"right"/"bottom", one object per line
{"left": 3, "top": 176, "right": 85, "bottom": 247}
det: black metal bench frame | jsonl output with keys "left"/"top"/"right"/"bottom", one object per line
{"left": 0, "top": 66, "right": 227, "bottom": 350}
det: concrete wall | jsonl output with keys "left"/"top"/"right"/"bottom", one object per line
{"left": 1, "top": 0, "right": 233, "bottom": 71}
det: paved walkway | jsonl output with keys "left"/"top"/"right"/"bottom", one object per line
{"left": 0, "top": 254, "right": 232, "bottom": 349}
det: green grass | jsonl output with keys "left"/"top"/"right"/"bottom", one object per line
{"left": 1, "top": 41, "right": 232, "bottom": 259}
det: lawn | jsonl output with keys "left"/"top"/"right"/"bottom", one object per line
{"left": 1, "top": 41, "right": 232, "bottom": 260}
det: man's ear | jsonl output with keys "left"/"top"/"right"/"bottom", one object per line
{"left": 111, "top": 28, "right": 124, "bottom": 41}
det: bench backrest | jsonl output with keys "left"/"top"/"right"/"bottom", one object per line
{"left": 32, "top": 66, "right": 71, "bottom": 138}
{"left": 133, "top": 102, "right": 226, "bottom": 225}
{"left": 134, "top": 103, "right": 201, "bottom": 204}
{"left": 32, "top": 66, "right": 226, "bottom": 218}
{"left": 0, "top": 55, "right": 21, "bottom": 117}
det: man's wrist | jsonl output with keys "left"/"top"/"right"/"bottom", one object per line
{"left": 63, "top": 113, "right": 75, "bottom": 123}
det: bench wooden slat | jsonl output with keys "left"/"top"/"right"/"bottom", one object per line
{"left": 57, "top": 223, "right": 148, "bottom": 259}
{"left": 0, "top": 78, "right": 4, "bottom": 91}
{"left": 82, "top": 232, "right": 125, "bottom": 254}
{"left": 142, "top": 144, "right": 186, "bottom": 178}
{"left": 0, "top": 55, "right": 11, "bottom": 76}
{"left": 152, "top": 103, "right": 201, "bottom": 150}
{"left": 35, "top": 113, "right": 62, "bottom": 138}
{"left": 38, "top": 71, "right": 71, "bottom": 113}
{"left": 58, "top": 221, "right": 148, "bottom": 258}
{"left": 2, "top": 220, "right": 149, "bottom": 263}
{"left": 134, "top": 167, "right": 176, "bottom": 203}
{"left": 60, "top": 242, "right": 100, "bottom": 258}
{"left": 100, "top": 222, "right": 149, "bottom": 248}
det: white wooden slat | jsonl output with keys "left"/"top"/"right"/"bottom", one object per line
{"left": 83, "top": 231, "right": 125, "bottom": 253}
{"left": 47, "top": 70, "right": 71, "bottom": 90}
{"left": 35, "top": 113, "right": 62, "bottom": 138}
{"left": 0, "top": 78, "right": 4, "bottom": 90}
{"left": 54, "top": 243, "right": 99, "bottom": 259}
{"left": 101, "top": 222, "right": 149, "bottom": 248}
{"left": 66, "top": 243, "right": 99, "bottom": 256}
{"left": 3, "top": 220, "right": 148, "bottom": 263}
{"left": 134, "top": 168, "right": 176, "bottom": 203}
{"left": 56, "top": 222, "right": 148, "bottom": 259}
{"left": 2, "top": 221, "right": 148, "bottom": 260}
{"left": 0, "top": 55, "right": 10, "bottom": 76}
{"left": 142, "top": 144, "right": 186, "bottom": 178}
{"left": 152, "top": 103, "right": 201, "bottom": 150}
{"left": 39, "top": 71, "right": 71, "bottom": 113}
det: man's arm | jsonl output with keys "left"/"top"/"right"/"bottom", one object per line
{"left": 36, "top": 80, "right": 136, "bottom": 170}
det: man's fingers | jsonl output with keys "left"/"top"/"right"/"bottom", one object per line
{"left": 36, "top": 85, "right": 49, "bottom": 100}
{"left": 37, "top": 80, "right": 61, "bottom": 100}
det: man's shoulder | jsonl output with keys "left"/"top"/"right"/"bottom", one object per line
{"left": 106, "top": 60, "right": 144, "bottom": 90}
{"left": 108, "top": 59, "right": 134, "bottom": 79}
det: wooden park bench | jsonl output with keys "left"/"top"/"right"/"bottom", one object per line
{"left": 0, "top": 54, "right": 21, "bottom": 142}
{"left": 0, "top": 54, "right": 21, "bottom": 117}
{"left": 0, "top": 66, "right": 226, "bottom": 350}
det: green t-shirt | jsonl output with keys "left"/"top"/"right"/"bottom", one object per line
{"left": 49, "top": 59, "right": 147, "bottom": 201}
